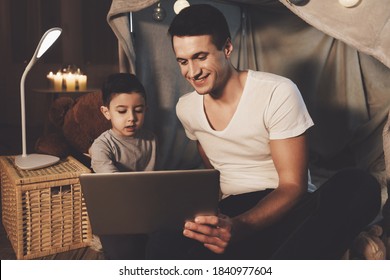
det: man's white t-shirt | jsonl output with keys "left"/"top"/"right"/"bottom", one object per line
{"left": 176, "top": 70, "right": 316, "bottom": 197}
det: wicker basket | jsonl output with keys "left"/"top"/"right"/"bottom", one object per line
{"left": 0, "top": 155, "right": 92, "bottom": 259}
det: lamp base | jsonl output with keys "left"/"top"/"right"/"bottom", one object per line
{"left": 15, "top": 154, "right": 60, "bottom": 170}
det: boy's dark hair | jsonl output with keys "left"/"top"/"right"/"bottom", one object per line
{"left": 168, "top": 4, "right": 231, "bottom": 50}
{"left": 101, "top": 73, "right": 146, "bottom": 106}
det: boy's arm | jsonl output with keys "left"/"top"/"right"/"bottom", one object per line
{"left": 90, "top": 142, "right": 119, "bottom": 173}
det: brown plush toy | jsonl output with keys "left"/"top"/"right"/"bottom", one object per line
{"left": 35, "top": 91, "right": 111, "bottom": 159}
{"left": 352, "top": 224, "right": 387, "bottom": 260}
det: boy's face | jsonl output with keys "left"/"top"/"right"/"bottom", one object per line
{"left": 101, "top": 92, "right": 146, "bottom": 137}
{"left": 173, "top": 34, "right": 232, "bottom": 96}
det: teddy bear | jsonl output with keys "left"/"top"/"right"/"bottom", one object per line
{"left": 34, "top": 91, "right": 111, "bottom": 254}
{"left": 350, "top": 224, "right": 387, "bottom": 260}
{"left": 35, "top": 91, "right": 111, "bottom": 161}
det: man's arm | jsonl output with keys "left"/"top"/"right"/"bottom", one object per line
{"left": 183, "top": 133, "right": 309, "bottom": 254}
{"left": 232, "top": 133, "right": 308, "bottom": 235}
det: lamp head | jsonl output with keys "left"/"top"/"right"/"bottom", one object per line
{"left": 34, "top": 27, "right": 62, "bottom": 60}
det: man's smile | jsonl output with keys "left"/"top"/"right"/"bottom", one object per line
{"left": 191, "top": 73, "right": 210, "bottom": 85}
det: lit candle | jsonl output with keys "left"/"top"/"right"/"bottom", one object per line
{"left": 78, "top": 75, "right": 87, "bottom": 91}
{"left": 46, "top": 72, "right": 55, "bottom": 88}
{"left": 65, "top": 73, "right": 76, "bottom": 91}
{"left": 54, "top": 72, "right": 63, "bottom": 91}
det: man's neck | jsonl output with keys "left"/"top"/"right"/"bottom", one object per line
{"left": 208, "top": 69, "right": 247, "bottom": 104}
{"left": 202, "top": 69, "right": 248, "bottom": 131}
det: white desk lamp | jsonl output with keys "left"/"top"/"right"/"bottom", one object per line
{"left": 15, "top": 27, "right": 62, "bottom": 170}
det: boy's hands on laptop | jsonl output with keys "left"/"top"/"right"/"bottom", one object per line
{"left": 183, "top": 214, "right": 232, "bottom": 254}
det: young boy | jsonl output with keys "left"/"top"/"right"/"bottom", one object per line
{"left": 90, "top": 73, "right": 156, "bottom": 173}
{"left": 89, "top": 73, "right": 157, "bottom": 259}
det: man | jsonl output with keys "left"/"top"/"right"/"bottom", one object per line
{"left": 164, "top": 4, "right": 381, "bottom": 259}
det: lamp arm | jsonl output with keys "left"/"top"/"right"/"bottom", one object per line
{"left": 19, "top": 58, "right": 37, "bottom": 157}
{"left": 19, "top": 27, "right": 61, "bottom": 159}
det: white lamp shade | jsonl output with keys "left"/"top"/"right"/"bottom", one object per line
{"left": 36, "top": 29, "right": 62, "bottom": 58}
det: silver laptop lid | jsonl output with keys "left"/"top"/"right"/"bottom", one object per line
{"left": 80, "top": 169, "right": 220, "bottom": 234}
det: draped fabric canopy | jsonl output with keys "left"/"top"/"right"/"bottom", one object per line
{"left": 108, "top": 0, "right": 390, "bottom": 71}
{"left": 106, "top": 0, "right": 390, "bottom": 205}
{"left": 279, "top": 0, "right": 390, "bottom": 69}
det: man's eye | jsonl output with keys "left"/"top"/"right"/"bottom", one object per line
{"left": 135, "top": 108, "right": 144, "bottom": 113}
{"left": 198, "top": 55, "right": 207, "bottom": 60}
{"left": 118, "top": 110, "right": 126, "bottom": 114}
{"left": 178, "top": 60, "right": 187, "bottom": 65}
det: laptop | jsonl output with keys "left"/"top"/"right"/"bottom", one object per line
{"left": 80, "top": 169, "right": 220, "bottom": 235}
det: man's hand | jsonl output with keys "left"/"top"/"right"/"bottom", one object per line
{"left": 183, "top": 214, "right": 232, "bottom": 254}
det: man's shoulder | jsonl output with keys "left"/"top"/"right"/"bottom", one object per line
{"left": 248, "top": 70, "right": 293, "bottom": 85}
{"left": 176, "top": 91, "right": 200, "bottom": 123}
{"left": 176, "top": 90, "right": 198, "bottom": 111}
{"left": 178, "top": 90, "right": 198, "bottom": 102}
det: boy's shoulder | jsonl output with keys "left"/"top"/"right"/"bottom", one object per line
{"left": 93, "top": 129, "right": 112, "bottom": 142}
{"left": 90, "top": 129, "right": 112, "bottom": 150}
{"left": 95, "top": 129, "right": 156, "bottom": 142}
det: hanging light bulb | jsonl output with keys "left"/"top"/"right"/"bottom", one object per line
{"left": 152, "top": 2, "right": 166, "bottom": 22}
{"left": 338, "top": 0, "right": 361, "bottom": 8}
{"left": 174, "top": 0, "right": 190, "bottom": 14}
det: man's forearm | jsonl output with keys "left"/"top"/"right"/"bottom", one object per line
{"left": 231, "top": 185, "right": 305, "bottom": 242}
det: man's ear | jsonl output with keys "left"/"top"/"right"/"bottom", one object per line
{"left": 224, "top": 38, "right": 233, "bottom": 58}
{"left": 100, "top": 106, "right": 111, "bottom": 120}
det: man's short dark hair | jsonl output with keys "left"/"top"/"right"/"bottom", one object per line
{"left": 168, "top": 4, "right": 231, "bottom": 50}
{"left": 102, "top": 73, "right": 146, "bottom": 106}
